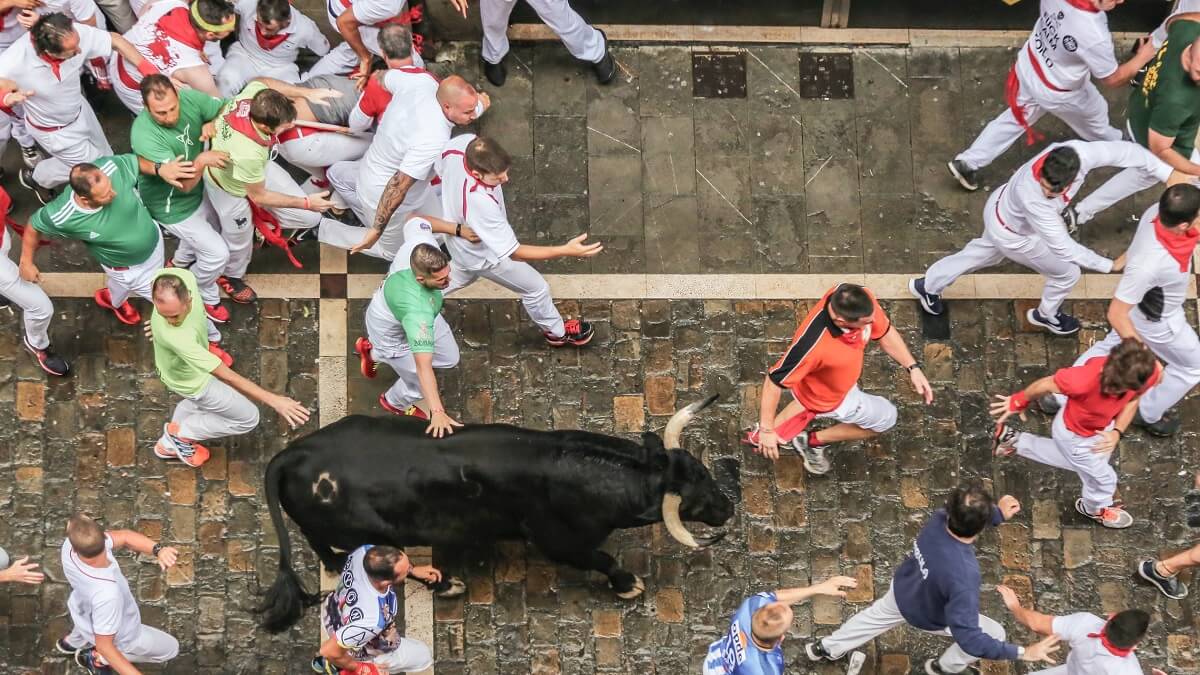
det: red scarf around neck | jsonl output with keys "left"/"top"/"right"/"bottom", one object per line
{"left": 1153, "top": 215, "right": 1199, "bottom": 272}
{"left": 1087, "top": 630, "right": 1133, "bottom": 658}
{"left": 156, "top": 6, "right": 206, "bottom": 51}
{"left": 38, "top": 50, "right": 65, "bottom": 80}
{"left": 254, "top": 20, "right": 290, "bottom": 50}
{"left": 223, "top": 99, "right": 273, "bottom": 147}
{"left": 1064, "top": 0, "right": 1101, "bottom": 13}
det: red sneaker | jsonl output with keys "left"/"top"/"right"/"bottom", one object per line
{"left": 217, "top": 276, "right": 257, "bottom": 304}
{"left": 544, "top": 319, "right": 594, "bottom": 347}
{"left": 163, "top": 422, "right": 210, "bottom": 468}
{"left": 93, "top": 288, "right": 141, "bottom": 325}
{"left": 356, "top": 337, "right": 377, "bottom": 378}
{"left": 378, "top": 393, "right": 429, "bottom": 419}
{"left": 205, "top": 303, "right": 230, "bottom": 323}
{"left": 208, "top": 342, "right": 234, "bottom": 368}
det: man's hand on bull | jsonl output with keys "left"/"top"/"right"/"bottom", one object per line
{"left": 270, "top": 395, "right": 311, "bottom": 429}
{"left": 426, "top": 409, "right": 462, "bottom": 438}
{"left": 407, "top": 565, "right": 442, "bottom": 584}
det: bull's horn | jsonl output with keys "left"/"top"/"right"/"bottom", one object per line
{"left": 662, "top": 394, "right": 719, "bottom": 450}
{"left": 662, "top": 492, "right": 699, "bottom": 549}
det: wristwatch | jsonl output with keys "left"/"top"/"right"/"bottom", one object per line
{"left": 905, "top": 363, "right": 921, "bottom": 372}
{"left": 153, "top": 161, "right": 162, "bottom": 176}
{"left": 151, "top": 542, "right": 164, "bottom": 557}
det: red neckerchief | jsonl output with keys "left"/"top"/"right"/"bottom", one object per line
{"left": 1086, "top": 630, "right": 1133, "bottom": 658}
{"left": 38, "top": 49, "right": 66, "bottom": 80}
{"left": 1153, "top": 215, "right": 1199, "bottom": 272}
{"left": 254, "top": 20, "right": 290, "bottom": 50}
{"left": 1064, "top": 0, "right": 1101, "bottom": 13}
{"left": 1031, "top": 153, "right": 1071, "bottom": 203}
{"left": 156, "top": 6, "right": 207, "bottom": 51}
{"left": 223, "top": 99, "right": 274, "bottom": 147}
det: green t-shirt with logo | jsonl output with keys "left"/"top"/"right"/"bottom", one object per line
{"left": 30, "top": 154, "right": 160, "bottom": 268}
{"left": 383, "top": 269, "right": 443, "bottom": 353}
{"left": 131, "top": 88, "right": 226, "bottom": 225}
{"left": 206, "top": 81, "right": 271, "bottom": 198}
{"left": 1129, "top": 19, "right": 1200, "bottom": 156}
{"left": 150, "top": 267, "right": 222, "bottom": 397}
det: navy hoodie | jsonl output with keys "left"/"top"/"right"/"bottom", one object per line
{"left": 892, "top": 508, "right": 1019, "bottom": 661}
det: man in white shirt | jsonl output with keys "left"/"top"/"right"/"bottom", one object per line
{"left": 1072, "top": 183, "right": 1200, "bottom": 437}
{"left": 110, "top": 0, "right": 236, "bottom": 114}
{"left": 0, "top": 13, "right": 153, "bottom": 196}
{"left": 996, "top": 584, "right": 1155, "bottom": 675}
{"left": 215, "top": 0, "right": 329, "bottom": 97}
{"left": 306, "top": 0, "right": 422, "bottom": 79}
{"left": 948, "top": 0, "right": 1156, "bottom": 191}
{"left": 58, "top": 513, "right": 180, "bottom": 674}
{"left": 911, "top": 141, "right": 1178, "bottom": 336}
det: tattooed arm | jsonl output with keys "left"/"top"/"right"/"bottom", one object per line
{"left": 351, "top": 170, "right": 416, "bottom": 254}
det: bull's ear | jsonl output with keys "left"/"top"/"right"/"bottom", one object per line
{"left": 641, "top": 432, "right": 666, "bottom": 454}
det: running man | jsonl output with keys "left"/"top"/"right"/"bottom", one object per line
{"left": 990, "top": 337, "right": 1159, "bottom": 529}
{"left": 750, "top": 283, "right": 932, "bottom": 475}
{"left": 0, "top": 186, "right": 69, "bottom": 376}
{"left": 307, "top": 0, "right": 423, "bottom": 79}
{"left": 149, "top": 267, "right": 310, "bottom": 467}
{"left": 949, "top": 0, "right": 1154, "bottom": 190}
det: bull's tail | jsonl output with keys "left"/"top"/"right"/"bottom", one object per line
{"left": 256, "top": 450, "right": 320, "bottom": 633}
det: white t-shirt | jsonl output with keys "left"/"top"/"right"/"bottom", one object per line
{"left": 0, "top": 0, "right": 105, "bottom": 50}
{"left": 1115, "top": 203, "right": 1192, "bottom": 323}
{"left": 1052, "top": 613, "right": 1143, "bottom": 675}
{"left": 0, "top": 25, "right": 111, "bottom": 127}
{"left": 232, "top": 0, "right": 328, "bottom": 67}
{"left": 435, "top": 132, "right": 520, "bottom": 272}
{"left": 325, "top": 0, "right": 406, "bottom": 30}
{"left": 357, "top": 67, "right": 449, "bottom": 204}
{"left": 385, "top": 216, "right": 440, "bottom": 275}
{"left": 331, "top": 545, "right": 401, "bottom": 660}
{"left": 1016, "top": 0, "right": 1119, "bottom": 91}
{"left": 123, "top": 0, "right": 208, "bottom": 77}
{"left": 61, "top": 536, "right": 143, "bottom": 649}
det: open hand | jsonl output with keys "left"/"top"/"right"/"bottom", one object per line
{"left": 0, "top": 556, "right": 44, "bottom": 585}
{"left": 989, "top": 394, "right": 1026, "bottom": 425}
{"left": 155, "top": 546, "right": 178, "bottom": 570}
{"left": 813, "top": 575, "right": 858, "bottom": 598}
{"left": 271, "top": 395, "right": 310, "bottom": 429}
{"left": 426, "top": 410, "right": 462, "bottom": 438}
{"left": 560, "top": 233, "right": 603, "bottom": 258}
{"left": 995, "top": 584, "right": 1021, "bottom": 610}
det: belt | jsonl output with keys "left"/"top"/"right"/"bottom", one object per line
{"left": 108, "top": 265, "right": 130, "bottom": 271}
{"left": 275, "top": 125, "right": 333, "bottom": 144}
{"left": 26, "top": 115, "right": 77, "bottom": 133}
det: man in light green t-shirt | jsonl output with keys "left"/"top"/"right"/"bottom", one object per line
{"left": 150, "top": 268, "right": 310, "bottom": 469}
{"left": 202, "top": 79, "right": 341, "bottom": 304}
{"left": 131, "top": 74, "right": 232, "bottom": 323}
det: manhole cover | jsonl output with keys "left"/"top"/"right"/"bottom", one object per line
{"left": 799, "top": 52, "right": 854, "bottom": 100}
{"left": 692, "top": 52, "right": 747, "bottom": 99}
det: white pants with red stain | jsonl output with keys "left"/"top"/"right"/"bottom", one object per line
{"left": 28, "top": 104, "right": 112, "bottom": 188}
{"left": 0, "top": 228, "right": 53, "bottom": 349}
{"left": 481, "top": 0, "right": 606, "bottom": 64}
{"left": 1015, "top": 400, "right": 1117, "bottom": 513}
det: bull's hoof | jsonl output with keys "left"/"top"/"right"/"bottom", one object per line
{"left": 614, "top": 575, "right": 645, "bottom": 600}
{"left": 433, "top": 576, "right": 467, "bottom": 598}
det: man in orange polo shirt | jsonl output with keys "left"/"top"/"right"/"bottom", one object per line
{"left": 748, "top": 283, "right": 933, "bottom": 475}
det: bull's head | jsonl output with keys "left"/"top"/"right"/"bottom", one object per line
{"left": 655, "top": 394, "right": 739, "bottom": 548}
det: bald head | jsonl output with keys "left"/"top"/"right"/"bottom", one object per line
{"left": 436, "top": 75, "right": 482, "bottom": 125}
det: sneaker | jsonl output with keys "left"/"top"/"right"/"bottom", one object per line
{"left": 0, "top": 293, "right": 9, "bottom": 308}
{"left": 482, "top": 55, "right": 507, "bottom": 87}
{"left": 23, "top": 335, "right": 70, "bottom": 376}
{"left": 55, "top": 636, "right": 81, "bottom": 654}
{"left": 592, "top": 29, "right": 616, "bottom": 84}
{"left": 1075, "top": 498, "right": 1134, "bottom": 529}
{"left": 1137, "top": 559, "right": 1189, "bottom": 600}
{"left": 312, "top": 656, "right": 336, "bottom": 674}
{"left": 1061, "top": 203, "right": 1080, "bottom": 236}
{"left": 208, "top": 342, "right": 233, "bottom": 368}
{"left": 20, "top": 144, "right": 45, "bottom": 169}
{"left": 355, "top": 337, "right": 377, "bottom": 378}
{"left": 1133, "top": 409, "right": 1181, "bottom": 437}
{"left": 163, "top": 422, "right": 210, "bottom": 468}
{"left": 741, "top": 424, "right": 763, "bottom": 448}
{"left": 217, "top": 276, "right": 257, "bottom": 304}
{"left": 545, "top": 319, "right": 594, "bottom": 347}
{"left": 153, "top": 423, "right": 179, "bottom": 460}
{"left": 1026, "top": 308, "right": 1080, "bottom": 336}
{"left": 75, "top": 647, "right": 113, "bottom": 674}
{"left": 93, "top": 288, "right": 141, "bottom": 325}
{"left": 1036, "top": 393, "right": 1061, "bottom": 415}
{"left": 908, "top": 277, "right": 944, "bottom": 315}
{"left": 947, "top": 159, "right": 979, "bottom": 191}
{"left": 804, "top": 641, "right": 838, "bottom": 662}
{"left": 793, "top": 433, "right": 831, "bottom": 475}
{"left": 378, "top": 393, "right": 429, "bottom": 420}
{"left": 924, "top": 659, "right": 969, "bottom": 675}
{"left": 204, "top": 302, "right": 230, "bottom": 323}
{"left": 19, "top": 168, "right": 56, "bottom": 205}
{"left": 991, "top": 423, "right": 1018, "bottom": 456}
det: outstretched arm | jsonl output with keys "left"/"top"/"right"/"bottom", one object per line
{"left": 877, "top": 326, "right": 933, "bottom": 404}
{"left": 996, "top": 585, "right": 1055, "bottom": 636}
{"left": 211, "top": 363, "right": 310, "bottom": 428}
{"left": 774, "top": 576, "right": 857, "bottom": 605}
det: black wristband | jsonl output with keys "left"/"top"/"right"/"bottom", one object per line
{"left": 1115, "top": 428, "right": 1124, "bottom": 438}
{"left": 153, "top": 161, "right": 162, "bottom": 176}
{"left": 455, "top": 223, "right": 462, "bottom": 237}
{"left": 905, "top": 363, "right": 921, "bottom": 372}
{"left": 151, "top": 542, "right": 163, "bottom": 557}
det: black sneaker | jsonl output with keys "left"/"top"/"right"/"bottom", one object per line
{"left": 1026, "top": 308, "right": 1080, "bottom": 336}
{"left": 991, "top": 423, "right": 1018, "bottom": 456}
{"left": 0, "top": 293, "right": 10, "bottom": 308}
{"left": 55, "top": 636, "right": 81, "bottom": 654}
{"left": 482, "top": 55, "right": 507, "bottom": 87}
{"left": 545, "top": 319, "right": 594, "bottom": 347}
{"left": 217, "top": 276, "right": 258, "bottom": 304}
{"left": 24, "top": 335, "right": 70, "bottom": 377}
{"left": 18, "top": 168, "right": 55, "bottom": 205}
{"left": 1133, "top": 409, "right": 1180, "bottom": 437}
{"left": 1036, "top": 393, "right": 1061, "bottom": 415}
{"left": 591, "top": 29, "right": 616, "bottom": 84}
{"left": 925, "top": 660, "right": 980, "bottom": 675}
{"left": 75, "top": 648, "right": 114, "bottom": 674}
{"left": 804, "top": 640, "right": 838, "bottom": 662}
{"left": 20, "top": 144, "right": 45, "bottom": 169}
{"left": 1137, "top": 559, "right": 1189, "bottom": 600}
{"left": 1061, "top": 203, "right": 1080, "bottom": 235}
{"left": 908, "top": 277, "right": 944, "bottom": 315}
{"left": 947, "top": 159, "right": 979, "bottom": 191}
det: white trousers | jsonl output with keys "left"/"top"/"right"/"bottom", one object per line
{"left": 217, "top": 44, "right": 303, "bottom": 98}
{"left": 97, "top": 0, "right": 137, "bottom": 31}
{"left": 0, "top": 105, "right": 34, "bottom": 149}
{"left": 481, "top": 0, "right": 605, "bottom": 64}
{"left": 956, "top": 70, "right": 1120, "bottom": 171}
{"left": 318, "top": 614, "right": 432, "bottom": 674}
{"left": 0, "top": 229, "right": 53, "bottom": 349}
{"left": 29, "top": 104, "right": 113, "bottom": 188}
{"left": 817, "top": 385, "right": 898, "bottom": 433}
{"left": 276, "top": 132, "right": 373, "bottom": 183}
{"left": 445, "top": 259, "right": 565, "bottom": 337}
{"left": 1074, "top": 142, "right": 1200, "bottom": 223}
{"left": 820, "top": 585, "right": 1007, "bottom": 673}
{"left": 1016, "top": 399, "right": 1117, "bottom": 513}
{"left": 365, "top": 311, "right": 460, "bottom": 408}
{"left": 320, "top": 160, "right": 434, "bottom": 259}
{"left": 65, "top": 620, "right": 178, "bottom": 663}
{"left": 1078, "top": 314, "right": 1200, "bottom": 423}
{"left": 204, "top": 162, "right": 338, "bottom": 279}
{"left": 307, "top": 29, "right": 424, "bottom": 78}
{"left": 924, "top": 190, "right": 1080, "bottom": 319}
{"left": 170, "top": 376, "right": 260, "bottom": 441}
{"left": 1152, "top": 0, "right": 1200, "bottom": 47}
{"left": 104, "top": 231, "right": 164, "bottom": 307}
{"left": 161, "top": 196, "right": 227, "bottom": 306}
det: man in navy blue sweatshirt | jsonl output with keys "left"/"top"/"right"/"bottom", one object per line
{"left": 805, "top": 481, "right": 1061, "bottom": 674}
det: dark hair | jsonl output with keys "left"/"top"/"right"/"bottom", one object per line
{"left": 249, "top": 89, "right": 296, "bottom": 129}
{"left": 465, "top": 136, "right": 512, "bottom": 177}
{"left": 139, "top": 73, "right": 176, "bottom": 105}
{"left": 945, "top": 481, "right": 995, "bottom": 538}
{"left": 362, "top": 545, "right": 404, "bottom": 583}
{"left": 1099, "top": 338, "right": 1157, "bottom": 396}
{"left": 190, "top": 0, "right": 235, "bottom": 31}
{"left": 1159, "top": 183, "right": 1200, "bottom": 227}
{"left": 256, "top": 0, "right": 290, "bottom": 26}
{"left": 68, "top": 163, "right": 101, "bottom": 199}
{"left": 1039, "top": 147, "right": 1080, "bottom": 192}
{"left": 31, "top": 12, "right": 74, "bottom": 57}
{"left": 1104, "top": 609, "right": 1150, "bottom": 649}
{"left": 410, "top": 243, "right": 450, "bottom": 277}
{"left": 828, "top": 284, "right": 874, "bottom": 321}
{"left": 153, "top": 274, "right": 191, "bottom": 303}
{"left": 378, "top": 24, "right": 412, "bottom": 61}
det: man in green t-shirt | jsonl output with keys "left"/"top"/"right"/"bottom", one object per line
{"left": 357, "top": 217, "right": 462, "bottom": 438}
{"left": 18, "top": 155, "right": 164, "bottom": 326}
{"left": 202, "top": 79, "right": 340, "bottom": 304}
{"left": 1072, "top": 15, "right": 1200, "bottom": 224}
{"left": 131, "top": 74, "right": 233, "bottom": 323}
{"left": 150, "top": 268, "right": 310, "bottom": 468}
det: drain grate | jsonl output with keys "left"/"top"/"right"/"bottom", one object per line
{"left": 692, "top": 52, "right": 747, "bottom": 99}
{"left": 799, "top": 52, "right": 854, "bottom": 100}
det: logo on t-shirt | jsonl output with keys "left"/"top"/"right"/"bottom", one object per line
{"left": 1062, "top": 36, "right": 1078, "bottom": 52}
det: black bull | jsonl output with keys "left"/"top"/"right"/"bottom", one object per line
{"left": 258, "top": 395, "right": 740, "bottom": 632}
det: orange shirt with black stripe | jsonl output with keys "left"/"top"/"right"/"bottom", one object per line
{"left": 767, "top": 285, "right": 892, "bottom": 413}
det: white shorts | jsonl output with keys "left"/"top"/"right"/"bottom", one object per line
{"left": 814, "top": 385, "right": 898, "bottom": 433}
